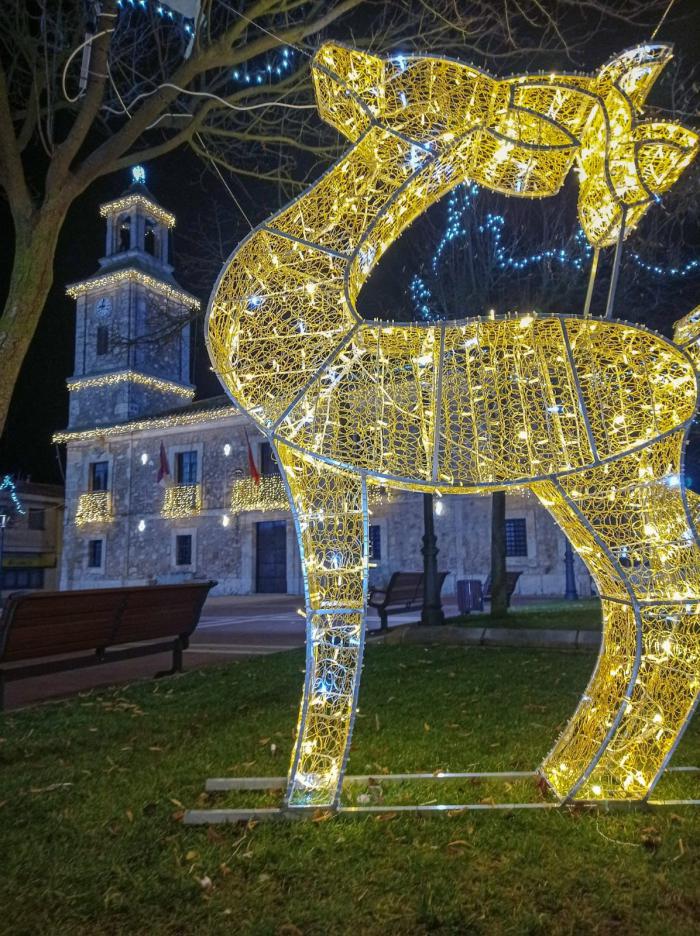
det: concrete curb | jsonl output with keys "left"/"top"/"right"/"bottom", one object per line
{"left": 372, "top": 624, "right": 601, "bottom": 650}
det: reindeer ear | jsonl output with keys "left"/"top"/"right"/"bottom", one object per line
{"left": 596, "top": 44, "right": 673, "bottom": 109}
{"left": 633, "top": 122, "right": 699, "bottom": 193}
{"left": 312, "top": 43, "right": 386, "bottom": 140}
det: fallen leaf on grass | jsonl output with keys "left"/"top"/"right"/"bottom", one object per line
{"left": 186, "top": 850, "right": 199, "bottom": 861}
{"left": 640, "top": 827, "right": 662, "bottom": 850}
{"left": 198, "top": 875, "right": 213, "bottom": 891}
{"left": 171, "top": 810, "right": 185, "bottom": 822}
{"left": 169, "top": 798, "right": 184, "bottom": 808}
{"left": 125, "top": 809, "right": 134, "bottom": 823}
{"left": 312, "top": 809, "right": 334, "bottom": 823}
{"left": 277, "top": 925, "right": 303, "bottom": 936}
{"left": 28, "top": 783, "right": 73, "bottom": 794}
{"left": 374, "top": 812, "right": 397, "bottom": 822}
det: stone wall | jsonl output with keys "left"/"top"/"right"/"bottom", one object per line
{"left": 61, "top": 413, "right": 593, "bottom": 599}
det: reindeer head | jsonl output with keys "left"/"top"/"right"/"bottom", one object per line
{"left": 312, "top": 42, "right": 697, "bottom": 247}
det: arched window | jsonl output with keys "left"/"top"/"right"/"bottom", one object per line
{"left": 144, "top": 219, "right": 157, "bottom": 256}
{"left": 96, "top": 325, "right": 109, "bottom": 356}
{"left": 118, "top": 215, "right": 131, "bottom": 252}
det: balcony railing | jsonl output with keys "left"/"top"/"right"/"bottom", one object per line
{"left": 231, "top": 475, "right": 288, "bottom": 513}
{"left": 162, "top": 483, "right": 202, "bottom": 519}
{"left": 230, "top": 475, "right": 390, "bottom": 514}
{"left": 75, "top": 491, "right": 112, "bottom": 526}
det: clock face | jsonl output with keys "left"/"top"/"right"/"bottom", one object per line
{"left": 95, "top": 297, "right": 112, "bottom": 319}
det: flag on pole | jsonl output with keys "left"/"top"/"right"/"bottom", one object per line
{"left": 245, "top": 431, "right": 261, "bottom": 485}
{"left": 157, "top": 442, "right": 172, "bottom": 487}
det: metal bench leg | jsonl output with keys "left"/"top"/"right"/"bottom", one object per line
{"left": 155, "top": 637, "right": 184, "bottom": 678}
{"left": 0, "top": 671, "right": 5, "bottom": 712}
{"left": 380, "top": 610, "right": 388, "bottom": 631}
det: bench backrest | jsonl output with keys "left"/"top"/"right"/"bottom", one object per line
{"left": 384, "top": 571, "right": 449, "bottom": 606}
{"left": 0, "top": 582, "right": 215, "bottom": 663}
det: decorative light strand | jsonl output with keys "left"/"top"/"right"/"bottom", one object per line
{"left": 99, "top": 194, "right": 176, "bottom": 229}
{"left": 53, "top": 405, "right": 233, "bottom": 444}
{"left": 0, "top": 475, "right": 27, "bottom": 516}
{"left": 75, "top": 491, "right": 112, "bottom": 525}
{"left": 66, "top": 268, "right": 200, "bottom": 309}
{"left": 161, "top": 483, "right": 202, "bottom": 518}
{"left": 67, "top": 369, "right": 194, "bottom": 398}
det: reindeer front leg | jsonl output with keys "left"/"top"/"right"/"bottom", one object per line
{"left": 275, "top": 441, "right": 369, "bottom": 809}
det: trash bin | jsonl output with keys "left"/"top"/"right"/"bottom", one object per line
{"left": 456, "top": 579, "right": 484, "bottom": 614}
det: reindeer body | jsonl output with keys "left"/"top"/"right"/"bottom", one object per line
{"left": 207, "top": 42, "right": 700, "bottom": 808}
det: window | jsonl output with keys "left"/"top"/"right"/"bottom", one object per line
{"left": 175, "top": 534, "right": 192, "bottom": 566}
{"left": 259, "top": 442, "right": 279, "bottom": 477}
{"left": 96, "top": 325, "right": 109, "bottom": 356}
{"left": 118, "top": 214, "right": 131, "bottom": 251}
{"left": 176, "top": 450, "right": 198, "bottom": 485}
{"left": 28, "top": 508, "right": 45, "bottom": 531}
{"left": 90, "top": 461, "right": 109, "bottom": 491}
{"left": 1, "top": 568, "right": 44, "bottom": 590}
{"left": 505, "top": 518, "right": 528, "bottom": 557}
{"left": 87, "top": 539, "right": 103, "bottom": 568}
{"left": 144, "top": 219, "right": 157, "bottom": 256}
{"left": 369, "top": 524, "right": 382, "bottom": 561}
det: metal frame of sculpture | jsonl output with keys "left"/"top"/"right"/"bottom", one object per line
{"left": 206, "top": 41, "right": 699, "bottom": 811}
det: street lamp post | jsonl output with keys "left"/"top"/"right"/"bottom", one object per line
{"left": 421, "top": 492, "right": 445, "bottom": 626}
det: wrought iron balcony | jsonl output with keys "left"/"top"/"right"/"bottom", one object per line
{"left": 75, "top": 491, "right": 112, "bottom": 526}
{"left": 162, "top": 483, "right": 202, "bottom": 519}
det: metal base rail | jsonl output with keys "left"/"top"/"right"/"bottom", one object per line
{"left": 184, "top": 767, "right": 700, "bottom": 824}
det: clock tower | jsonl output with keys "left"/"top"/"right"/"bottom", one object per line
{"left": 66, "top": 167, "right": 198, "bottom": 429}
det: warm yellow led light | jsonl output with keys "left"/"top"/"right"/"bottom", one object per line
{"left": 205, "top": 41, "right": 700, "bottom": 810}
{"left": 161, "top": 484, "right": 201, "bottom": 519}
{"left": 67, "top": 370, "right": 194, "bottom": 399}
{"left": 66, "top": 269, "right": 199, "bottom": 310}
{"left": 75, "top": 491, "right": 112, "bottom": 526}
{"left": 99, "top": 193, "right": 176, "bottom": 229}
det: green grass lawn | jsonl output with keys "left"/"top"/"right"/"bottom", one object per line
{"left": 450, "top": 598, "right": 603, "bottom": 630}
{"left": 1, "top": 641, "right": 699, "bottom": 935}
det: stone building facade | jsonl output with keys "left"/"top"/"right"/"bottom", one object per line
{"left": 56, "top": 181, "right": 593, "bottom": 600}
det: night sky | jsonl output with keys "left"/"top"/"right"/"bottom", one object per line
{"left": 1, "top": 3, "right": 699, "bottom": 486}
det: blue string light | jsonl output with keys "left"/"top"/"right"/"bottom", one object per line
{"left": 232, "top": 47, "right": 296, "bottom": 86}
{"left": 116, "top": 0, "right": 195, "bottom": 36}
{"left": 0, "top": 475, "right": 26, "bottom": 516}
{"left": 410, "top": 182, "right": 700, "bottom": 320}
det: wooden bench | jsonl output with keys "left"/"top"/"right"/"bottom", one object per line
{"left": 0, "top": 581, "right": 215, "bottom": 709}
{"left": 483, "top": 571, "right": 522, "bottom": 607}
{"left": 368, "top": 571, "right": 448, "bottom": 631}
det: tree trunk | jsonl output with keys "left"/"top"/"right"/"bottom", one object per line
{"left": 0, "top": 208, "right": 66, "bottom": 437}
{"left": 490, "top": 490, "right": 508, "bottom": 617}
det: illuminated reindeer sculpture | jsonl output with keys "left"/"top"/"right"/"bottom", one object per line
{"left": 207, "top": 43, "right": 700, "bottom": 809}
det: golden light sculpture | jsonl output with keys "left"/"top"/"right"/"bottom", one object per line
{"left": 207, "top": 41, "right": 699, "bottom": 809}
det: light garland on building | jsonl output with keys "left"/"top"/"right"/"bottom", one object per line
{"left": 231, "top": 475, "right": 389, "bottom": 513}
{"left": 231, "top": 475, "right": 288, "bottom": 513}
{"left": 67, "top": 369, "right": 194, "bottom": 399}
{"left": 66, "top": 269, "right": 200, "bottom": 310}
{"left": 53, "top": 405, "right": 234, "bottom": 444}
{"left": 75, "top": 491, "right": 112, "bottom": 526}
{"left": 161, "top": 483, "right": 201, "bottom": 518}
{"left": 99, "top": 194, "right": 176, "bottom": 229}
{"left": 207, "top": 40, "right": 699, "bottom": 810}
{"left": 0, "top": 475, "right": 26, "bottom": 515}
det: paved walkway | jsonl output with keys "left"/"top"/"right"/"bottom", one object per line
{"left": 3, "top": 594, "right": 460, "bottom": 711}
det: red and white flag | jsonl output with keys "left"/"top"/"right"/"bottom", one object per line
{"left": 157, "top": 442, "right": 172, "bottom": 487}
{"left": 245, "top": 430, "right": 261, "bottom": 485}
